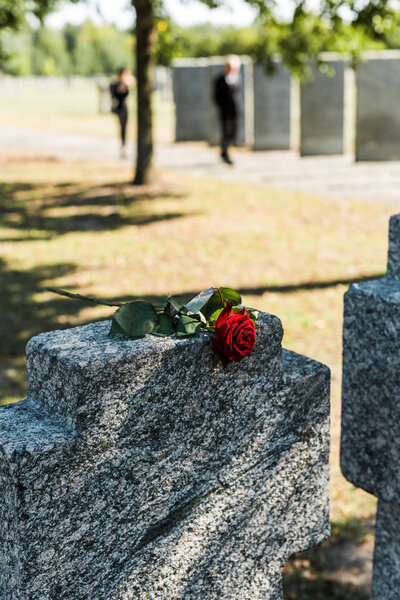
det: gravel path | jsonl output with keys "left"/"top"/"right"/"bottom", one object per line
{"left": 2, "top": 124, "right": 400, "bottom": 204}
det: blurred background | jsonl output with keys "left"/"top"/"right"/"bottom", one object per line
{"left": 2, "top": 0, "right": 400, "bottom": 597}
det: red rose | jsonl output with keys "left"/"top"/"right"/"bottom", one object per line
{"left": 212, "top": 302, "right": 256, "bottom": 368}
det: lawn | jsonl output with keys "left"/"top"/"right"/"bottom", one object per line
{"left": 0, "top": 80, "right": 175, "bottom": 143}
{"left": 0, "top": 152, "right": 395, "bottom": 598}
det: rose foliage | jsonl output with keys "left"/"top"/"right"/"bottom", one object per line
{"left": 49, "top": 286, "right": 259, "bottom": 367}
{"left": 110, "top": 287, "right": 258, "bottom": 367}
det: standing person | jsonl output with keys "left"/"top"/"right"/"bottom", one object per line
{"left": 213, "top": 55, "right": 241, "bottom": 165}
{"left": 110, "top": 68, "right": 132, "bottom": 158}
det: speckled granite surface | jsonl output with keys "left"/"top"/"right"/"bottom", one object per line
{"left": 341, "top": 214, "right": 400, "bottom": 599}
{"left": 372, "top": 501, "right": 400, "bottom": 599}
{"left": 387, "top": 214, "right": 400, "bottom": 279}
{"left": 0, "top": 312, "right": 330, "bottom": 600}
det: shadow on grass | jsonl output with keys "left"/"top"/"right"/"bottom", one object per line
{"left": 283, "top": 516, "right": 375, "bottom": 600}
{"left": 0, "top": 181, "right": 189, "bottom": 237}
{"left": 236, "top": 276, "right": 384, "bottom": 294}
{"left": 73, "top": 274, "right": 384, "bottom": 305}
{"left": 0, "top": 175, "right": 193, "bottom": 402}
{"left": 0, "top": 257, "right": 95, "bottom": 403}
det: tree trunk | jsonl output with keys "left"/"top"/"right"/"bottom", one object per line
{"left": 132, "top": 0, "right": 154, "bottom": 185}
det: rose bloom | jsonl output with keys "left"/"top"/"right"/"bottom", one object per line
{"left": 212, "top": 302, "right": 256, "bottom": 368}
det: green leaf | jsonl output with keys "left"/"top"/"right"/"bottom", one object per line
{"left": 219, "top": 287, "right": 242, "bottom": 306}
{"left": 168, "top": 297, "right": 182, "bottom": 312}
{"left": 201, "top": 291, "right": 224, "bottom": 320}
{"left": 176, "top": 315, "right": 202, "bottom": 337}
{"left": 113, "top": 301, "right": 157, "bottom": 338}
{"left": 185, "top": 287, "right": 215, "bottom": 313}
{"left": 152, "top": 300, "right": 168, "bottom": 312}
{"left": 109, "top": 318, "right": 126, "bottom": 335}
{"left": 152, "top": 313, "right": 175, "bottom": 337}
{"left": 200, "top": 288, "right": 242, "bottom": 321}
{"left": 167, "top": 295, "right": 190, "bottom": 312}
{"left": 233, "top": 306, "right": 244, "bottom": 313}
{"left": 248, "top": 309, "right": 259, "bottom": 321}
{"left": 208, "top": 307, "right": 224, "bottom": 323}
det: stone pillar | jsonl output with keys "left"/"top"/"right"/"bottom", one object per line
{"left": 355, "top": 50, "right": 400, "bottom": 161}
{"left": 253, "top": 62, "right": 295, "bottom": 151}
{"left": 98, "top": 80, "right": 112, "bottom": 114}
{"left": 0, "top": 311, "right": 330, "bottom": 599}
{"left": 300, "top": 56, "right": 353, "bottom": 156}
{"left": 207, "top": 56, "right": 254, "bottom": 147}
{"left": 172, "top": 59, "right": 208, "bottom": 142}
{"left": 341, "top": 213, "right": 400, "bottom": 599}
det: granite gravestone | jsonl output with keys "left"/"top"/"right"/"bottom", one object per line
{"left": 341, "top": 214, "right": 400, "bottom": 599}
{"left": 172, "top": 59, "right": 208, "bottom": 142}
{"left": 207, "top": 57, "right": 254, "bottom": 147}
{"left": 0, "top": 312, "right": 330, "bottom": 599}
{"left": 355, "top": 50, "right": 400, "bottom": 161}
{"left": 253, "top": 63, "right": 295, "bottom": 151}
{"left": 300, "top": 56, "right": 352, "bottom": 156}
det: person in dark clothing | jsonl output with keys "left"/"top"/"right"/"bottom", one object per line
{"left": 214, "top": 55, "right": 241, "bottom": 165}
{"left": 110, "top": 68, "right": 131, "bottom": 158}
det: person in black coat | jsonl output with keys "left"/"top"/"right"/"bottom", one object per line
{"left": 110, "top": 68, "right": 132, "bottom": 158}
{"left": 214, "top": 55, "right": 241, "bottom": 165}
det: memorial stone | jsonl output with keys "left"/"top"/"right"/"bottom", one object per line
{"left": 253, "top": 63, "right": 294, "bottom": 151}
{"left": 300, "top": 57, "right": 351, "bottom": 156}
{"left": 341, "top": 214, "right": 400, "bottom": 599}
{"left": 1, "top": 312, "right": 330, "bottom": 599}
{"left": 355, "top": 50, "right": 400, "bottom": 161}
{"left": 207, "top": 57, "right": 254, "bottom": 147}
{"left": 173, "top": 59, "right": 208, "bottom": 142}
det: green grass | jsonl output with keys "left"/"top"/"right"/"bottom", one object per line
{"left": 0, "top": 153, "right": 394, "bottom": 597}
{"left": 0, "top": 81, "right": 175, "bottom": 143}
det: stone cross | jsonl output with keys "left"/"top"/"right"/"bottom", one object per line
{"left": 0, "top": 311, "right": 330, "bottom": 599}
{"left": 341, "top": 214, "right": 400, "bottom": 599}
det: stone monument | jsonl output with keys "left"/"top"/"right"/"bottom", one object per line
{"left": 300, "top": 55, "right": 353, "bottom": 156}
{"left": 173, "top": 59, "right": 208, "bottom": 142}
{"left": 341, "top": 214, "right": 400, "bottom": 599}
{"left": 206, "top": 56, "right": 254, "bottom": 147}
{"left": 1, "top": 311, "right": 330, "bottom": 599}
{"left": 253, "top": 62, "right": 296, "bottom": 151}
{"left": 355, "top": 50, "right": 400, "bottom": 161}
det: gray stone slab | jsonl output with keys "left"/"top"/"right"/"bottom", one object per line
{"left": 207, "top": 57, "right": 254, "bottom": 147}
{"left": 1, "top": 312, "right": 330, "bottom": 599}
{"left": 300, "top": 59, "right": 347, "bottom": 156}
{"left": 173, "top": 60, "right": 208, "bottom": 142}
{"left": 371, "top": 500, "right": 400, "bottom": 599}
{"left": 341, "top": 213, "right": 400, "bottom": 598}
{"left": 387, "top": 212, "right": 400, "bottom": 278}
{"left": 253, "top": 63, "right": 293, "bottom": 150}
{"left": 356, "top": 51, "right": 400, "bottom": 161}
